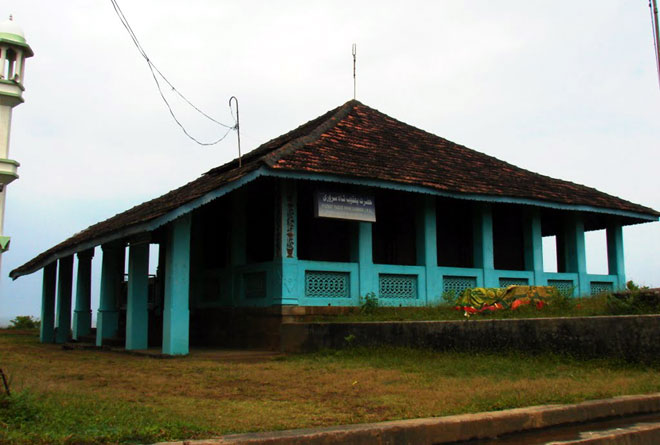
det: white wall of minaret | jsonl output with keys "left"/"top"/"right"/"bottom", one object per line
{"left": 0, "top": 15, "right": 33, "bottom": 275}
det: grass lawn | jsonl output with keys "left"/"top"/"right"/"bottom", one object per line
{"left": 1, "top": 329, "right": 660, "bottom": 444}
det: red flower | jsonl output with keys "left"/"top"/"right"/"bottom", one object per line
{"left": 535, "top": 300, "right": 545, "bottom": 309}
{"left": 463, "top": 306, "right": 478, "bottom": 314}
{"left": 511, "top": 298, "right": 530, "bottom": 310}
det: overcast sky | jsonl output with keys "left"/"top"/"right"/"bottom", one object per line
{"left": 1, "top": 1, "right": 658, "bottom": 324}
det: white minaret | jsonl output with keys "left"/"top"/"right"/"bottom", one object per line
{"left": 0, "top": 15, "right": 33, "bottom": 272}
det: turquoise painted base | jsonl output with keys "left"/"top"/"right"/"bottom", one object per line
{"left": 72, "top": 310, "right": 92, "bottom": 340}
{"left": 95, "top": 310, "right": 118, "bottom": 346}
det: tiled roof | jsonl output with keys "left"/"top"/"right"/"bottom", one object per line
{"left": 266, "top": 101, "right": 658, "bottom": 215}
{"left": 10, "top": 100, "right": 658, "bottom": 278}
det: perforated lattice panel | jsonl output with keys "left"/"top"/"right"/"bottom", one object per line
{"left": 499, "top": 277, "right": 529, "bottom": 288}
{"left": 548, "top": 279, "right": 574, "bottom": 296}
{"left": 443, "top": 276, "right": 477, "bottom": 297}
{"left": 305, "top": 271, "right": 350, "bottom": 298}
{"left": 244, "top": 272, "right": 267, "bottom": 299}
{"left": 590, "top": 281, "right": 614, "bottom": 296}
{"left": 379, "top": 274, "right": 418, "bottom": 299}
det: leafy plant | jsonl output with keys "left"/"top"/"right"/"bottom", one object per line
{"left": 455, "top": 286, "right": 560, "bottom": 318}
{"left": 441, "top": 290, "right": 458, "bottom": 305}
{"left": 360, "top": 292, "right": 379, "bottom": 314}
{"left": 8, "top": 316, "right": 40, "bottom": 330}
{"left": 607, "top": 281, "right": 658, "bottom": 315}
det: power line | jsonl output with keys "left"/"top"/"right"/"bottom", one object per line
{"left": 109, "top": 0, "right": 236, "bottom": 145}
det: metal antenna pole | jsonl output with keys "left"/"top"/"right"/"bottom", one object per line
{"left": 229, "top": 96, "right": 242, "bottom": 167}
{"left": 352, "top": 43, "right": 357, "bottom": 100}
{"left": 651, "top": 0, "right": 660, "bottom": 89}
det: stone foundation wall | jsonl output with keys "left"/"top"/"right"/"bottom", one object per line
{"left": 189, "top": 305, "right": 363, "bottom": 350}
{"left": 280, "top": 315, "right": 660, "bottom": 362}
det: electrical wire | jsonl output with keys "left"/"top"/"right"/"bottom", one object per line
{"left": 109, "top": 0, "right": 236, "bottom": 146}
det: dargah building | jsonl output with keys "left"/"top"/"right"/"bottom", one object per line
{"left": 11, "top": 100, "right": 659, "bottom": 355}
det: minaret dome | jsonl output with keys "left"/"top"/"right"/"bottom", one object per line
{"left": 0, "top": 15, "right": 33, "bottom": 88}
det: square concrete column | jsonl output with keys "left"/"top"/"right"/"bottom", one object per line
{"left": 523, "top": 208, "right": 544, "bottom": 285}
{"left": 560, "top": 214, "right": 588, "bottom": 296}
{"left": 126, "top": 241, "right": 149, "bottom": 350}
{"left": 96, "top": 243, "right": 125, "bottom": 346}
{"left": 351, "top": 221, "right": 375, "bottom": 298}
{"left": 163, "top": 215, "right": 191, "bottom": 355}
{"left": 473, "top": 203, "right": 496, "bottom": 287}
{"left": 55, "top": 255, "right": 74, "bottom": 344}
{"left": 607, "top": 223, "right": 626, "bottom": 289}
{"left": 276, "top": 180, "right": 299, "bottom": 305}
{"left": 39, "top": 262, "right": 57, "bottom": 343}
{"left": 416, "top": 195, "right": 438, "bottom": 302}
{"left": 72, "top": 249, "right": 94, "bottom": 340}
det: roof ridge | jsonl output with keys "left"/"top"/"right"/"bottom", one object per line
{"left": 262, "top": 100, "right": 358, "bottom": 167}
{"left": 204, "top": 100, "right": 359, "bottom": 177}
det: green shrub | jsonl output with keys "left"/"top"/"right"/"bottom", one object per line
{"left": 360, "top": 292, "right": 379, "bottom": 314}
{"left": 8, "top": 316, "right": 40, "bottom": 330}
{"left": 606, "top": 281, "right": 659, "bottom": 315}
{"left": 441, "top": 290, "right": 458, "bottom": 305}
{"left": 546, "top": 288, "right": 575, "bottom": 311}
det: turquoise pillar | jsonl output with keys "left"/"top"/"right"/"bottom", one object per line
{"left": 278, "top": 180, "right": 299, "bottom": 305}
{"left": 562, "top": 214, "right": 588, "bottom": 296}
{"left": 607, "top": 223, "right": 626, "bottom": 289}
{"left": 55, "top": 255, "right": 74, "bottom": 344}
{"left": 356, "top": 221, "right": 375, "bottom": 297}
{"left": 473, "top": 203, "right": 496, "bottom": 287}
{"left": 524, "top": 208, "right": 545, "bottom": 285}
{"left": 72, "top": 249, "right": 94, "bottom": 340}
{"left": 416, "top": 195, "right": 438, "bottom": 302}
{"left": 39, "top": 262, "right": 57, "bottom": 343}
{"left": 162, "top": 215, "right": 191, "bottom": 355}
{"left": 96, "top": 243, "right": 125, "bottom": 346}
{"left": 126, "top": 242, "right": 149, "bottom": 350}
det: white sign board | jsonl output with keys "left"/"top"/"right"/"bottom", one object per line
{"left": 314, "top": 191, "right": 376, "bottom": 222}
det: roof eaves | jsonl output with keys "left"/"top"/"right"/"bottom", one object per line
{"left": 261, "top": 168, "right": 660, "bottom": 222}
{"left": 9, "top": 167, "right": 267, "bottom": 280}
